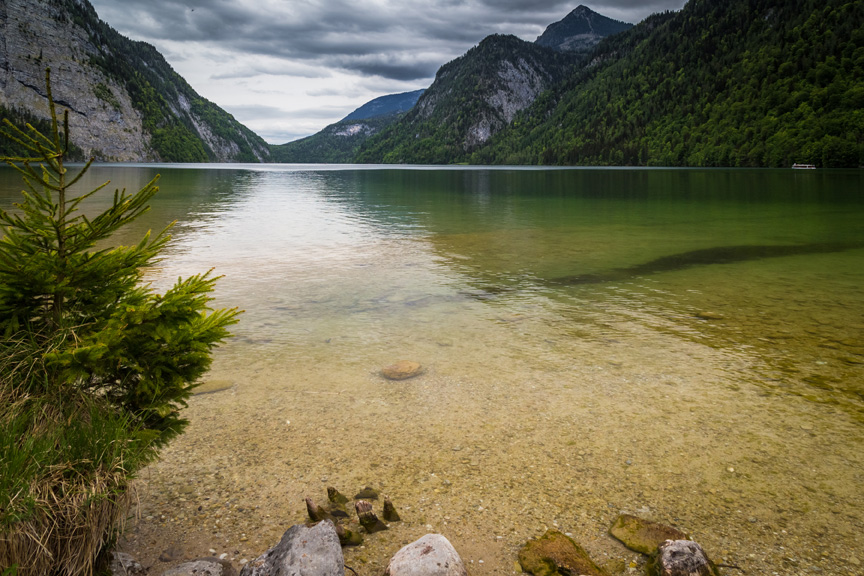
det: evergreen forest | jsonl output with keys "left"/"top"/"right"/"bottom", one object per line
{"left": 359, "top": 0, "right": 864, "bottom": 168}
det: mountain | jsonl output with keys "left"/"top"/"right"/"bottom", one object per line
{"left": 271, "top": 90, "right": 424, "bottom": 163}
{"left": 357, "top": 0, "right": 863, "bottom": 168}
{"left": 343, "top": 90, "right": 425, "bottom": 121}
{"left": 0, "top": 0, "right": 270, "bottom": 162}
{"left": 473, "top": 0, "right": 864, "bottom": 168}
{"left": 535, "top": 5, "right": 633, "bottom": 53}
{"left": 355, "top": 34, "right": 578, "bottom": 164}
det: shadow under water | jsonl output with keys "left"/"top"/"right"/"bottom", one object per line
{"left": 552, "top": 241, "right": 864, "bottom": 285}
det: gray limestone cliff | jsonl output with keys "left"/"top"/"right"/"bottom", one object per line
{"left": 356, "top": 34, "right": 576, "bottom": 163}
{"left": 0, "top": 0, "right": 270, "bottom": 162}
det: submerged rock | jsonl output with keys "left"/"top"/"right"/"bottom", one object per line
{"left": 354, "top": 486, "right": 380, "bottom": 500}
{"left": 334, "top": 522, "right": 364, "bottom": 547}
{"left": 609, "top": 514, "right": 689, "bottom": 555}
{"left": 385, "top": 534, "right": 467, "bottom": 576}
{"left": 239, "top": 520, "right": 343, "bottom": 576}
{"left": 381, "top": 360, "right": 423, "bottom": 380}
{"left": 327, "top": 487, "right": 349, "bottom": 505}
{"left": 648, "top": 540, "right": 719, "bottom": 576}
{"left": 193, "top": 379, "right": 234, "bottom": 395}
{"left": 325, "top": 487, "right": 349, "bottom": 517}
{"left": 383, "top": 496, "right": 401, "bottom": 522}
{"left": 306, "top": 497, "right": 335, "bottom": 523}
{"left": 695, "top": 311, "right": 724, "bottom": 321}
{"left": 355, "top": 499, "right": 388, "bottom": 533}
{"left": 162, "top": 558, "right": 237, "bottom": 576}
{"left": 111, "top": 552, "right": 145, "bottom": 576}
{"left": 518, "top": 530, "right": 608, "bottom": 576}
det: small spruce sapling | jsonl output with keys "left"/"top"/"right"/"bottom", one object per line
{"left": 0, "top": 69, "right": 239, "bottom": 447}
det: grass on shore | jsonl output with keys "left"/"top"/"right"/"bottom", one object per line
{"left": 0, "top": 342, "right": 154, "bottom": 576}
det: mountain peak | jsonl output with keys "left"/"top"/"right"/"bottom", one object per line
{"left": 535, "top": 5, "right": 633, "bottom": 53}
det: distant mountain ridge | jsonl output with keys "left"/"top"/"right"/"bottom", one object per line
{"left": 271, "top": 90, "right": 425, "bottom": 163}
{"left": 343, "top": 90, "right": 425, "bottom": 121}
{"left": 535, "top": 5, "right": 633, "bottom": 52}
{"left": 279, "top": 7, "right": 628, "bottom": 164}
{"left": 0, "top": 0, "right": 270, "bottom": 162}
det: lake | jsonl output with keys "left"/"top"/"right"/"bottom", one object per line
{"left": 2, "top": 165, "right": 863, "bottom": 574}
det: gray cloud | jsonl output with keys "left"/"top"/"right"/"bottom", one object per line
{"left": 91, "top": 0, "right": 686, "bottom": 81}
{"left": 87, "top": 0, "right": 687, "bottom": 142}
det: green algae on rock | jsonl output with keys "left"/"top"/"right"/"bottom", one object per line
{"left": 518, "top": 530, "right": 609, "bottom": 576}
{"left": 334, "top": 523, "right": 364, "bottom": 547}
{"left": 609, "top": 514, "right": 689, "bottom": 555}
{"left": 327, "top": 487, "right": 349, "bottom": 505}
{"left": 355, "top": 500, "right": 389, "bottom": 533}
{"left": 382, "top": 496, "right": 401, "bottom": 522}
{"left": 354, "top": 486, "right": 380, "bottom": 500}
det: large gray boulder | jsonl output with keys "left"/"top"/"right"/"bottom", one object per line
{"left": 239, "top": 520, "right": 344, "bottom": 576}
{"left": 385, "top": 534, "right": 467, "bottom": 576}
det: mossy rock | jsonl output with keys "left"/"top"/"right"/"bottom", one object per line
{"left": 609, "top": 514, "right": 689, "bottom": 555}
{"left": 518, "top": 530, "right": 609, "bottom": 576}
{"left": 354, "top": 486, "right": 379, "bottom": 500}
{"left": 328, "top": 487, "right": 349, "bottom": 505}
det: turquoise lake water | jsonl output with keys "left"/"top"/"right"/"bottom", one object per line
{"left": 2, "top": 165, "right": 863, "bottom": 573}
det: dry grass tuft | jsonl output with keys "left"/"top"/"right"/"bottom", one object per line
{"left": 0, "top": 366, "right": 146, "bottom": 576}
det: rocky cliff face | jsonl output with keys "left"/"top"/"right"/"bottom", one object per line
{"left": 464, "top": 56, "right": 555, "bottom": 148}
{"left": 535, "top": 5, "right": 633, "bottom": 53}
{"left": 0, "top": 0, "right": 270, "bottom": 162}
{"left": 0, "top": 0, "right": 153, "bottom": 160}
{"left": 356, "top": 35, "right": 577, "bottom": 163}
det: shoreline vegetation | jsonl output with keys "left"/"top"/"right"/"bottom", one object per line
{"left": 0, "top": 70, "right": 237, "bottom": 575}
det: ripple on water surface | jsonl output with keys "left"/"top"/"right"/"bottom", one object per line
{"left": 2, "top": 166, "right": 862, "bottom": 573}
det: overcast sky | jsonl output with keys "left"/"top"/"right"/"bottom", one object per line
{"left": 87, "top": 0, "right": 687, "bottom": 144}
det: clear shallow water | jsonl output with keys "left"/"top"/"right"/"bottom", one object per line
{"left": 2, "top": 165, "right": 863, "bottom": 573}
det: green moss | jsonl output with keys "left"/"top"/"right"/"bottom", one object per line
{"left": 518, "top": 530, "right": 609, "bottom": 576}
{"left": 609, "top": 514, "right": 689, "bottom": 555}
{"left": 93, "top": 82, "right": 121, "bottom": 111}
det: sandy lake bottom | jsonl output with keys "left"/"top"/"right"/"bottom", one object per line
{"left": 120, "top": 246, "right": 864, "bottom": 576}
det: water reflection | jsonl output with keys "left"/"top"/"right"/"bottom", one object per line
{"left": 2, "top": 166, "right": 862, "bottom": 411}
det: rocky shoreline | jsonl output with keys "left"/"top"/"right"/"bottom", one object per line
{"left": 113, "top": 488, "right": 725, "bottom": 576}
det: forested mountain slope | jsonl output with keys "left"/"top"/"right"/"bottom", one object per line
{"left": 0, "top": 0, "right": 270, "bottom": 162}
{"left": 475, "top": 0, "right": 864, "bottom": 167}
{"left": 355, "top": 35, "right": 578, "bottom": 164}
